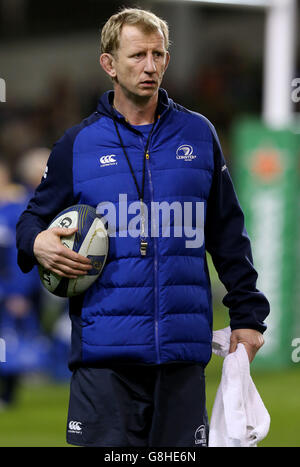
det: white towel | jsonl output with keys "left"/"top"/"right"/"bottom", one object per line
{"left": 208, "top": 327, "right": 270, "bottom": 447}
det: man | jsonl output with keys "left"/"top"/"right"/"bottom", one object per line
{"left": 16, "top": 8, "right": 269, "bottom": 447}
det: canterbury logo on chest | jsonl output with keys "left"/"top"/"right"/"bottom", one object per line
{"left": 99, "top": 155, "right": 118, "bottom": 167}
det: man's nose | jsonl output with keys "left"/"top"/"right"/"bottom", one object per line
{"left": 144, "top": 53, "right": 156, "bottom": 73}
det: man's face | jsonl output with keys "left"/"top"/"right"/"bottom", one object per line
{"left": 110, "top": 24, "right": 170, "bottom": 100}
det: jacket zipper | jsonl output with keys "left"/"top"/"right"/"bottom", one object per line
{"left": 146, "top": 152, "right": 161, "bottom": 364}
{"left": 137, "top": 131, "right": 160, "bottom": 364}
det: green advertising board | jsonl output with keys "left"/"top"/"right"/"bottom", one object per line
{"left": 232, "top": 118, "right": 300, "bottom": 369}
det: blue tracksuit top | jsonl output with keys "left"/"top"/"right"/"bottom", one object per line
{"left": 16, "top": 89, "right": 270, "bottom": 368}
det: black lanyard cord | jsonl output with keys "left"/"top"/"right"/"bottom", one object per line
{"left": 112, "top": 116, "right": 156, "bottom": 203}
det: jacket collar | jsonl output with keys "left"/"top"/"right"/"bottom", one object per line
{"left": 96, "top": 88, "right": 171, "bottom": 121}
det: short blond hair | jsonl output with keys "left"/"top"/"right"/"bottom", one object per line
{"left": 100, "top": 7, "right": 169, "bottom": 55}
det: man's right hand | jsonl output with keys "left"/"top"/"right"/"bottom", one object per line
{"left": 33, "top": 227, "right": 92, "bottom": 279}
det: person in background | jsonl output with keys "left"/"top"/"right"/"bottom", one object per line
{"left": 16, "top": 147, "right": 51, "bottom": 198}
{"left": 0, "top": 150, "right": 49, "bottom": 408}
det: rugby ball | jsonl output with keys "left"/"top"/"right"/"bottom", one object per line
{"left": 38, "top": 204, "right": 108, "bottom": 297}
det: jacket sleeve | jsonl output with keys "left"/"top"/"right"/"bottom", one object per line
{"left": 16, "top": 131, "right": 76, "bottom": 273}
{"left": 205, "top": 127, "right": 270, "bottom": 334}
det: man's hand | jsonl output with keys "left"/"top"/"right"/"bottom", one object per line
{"left": 229, "top": 328, "right": 264, "bottom": 363}
{"left": 33, "top": 227, "right": 92, "bottom": 279}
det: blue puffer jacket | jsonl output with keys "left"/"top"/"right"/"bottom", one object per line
{"left": 16, "top": 89, "right": 269, "bottom": 369}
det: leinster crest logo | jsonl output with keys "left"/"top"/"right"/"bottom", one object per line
{"left": 194, "top": 425, "right": 207, "bottom": 446}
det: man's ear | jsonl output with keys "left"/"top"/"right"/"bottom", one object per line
{"left": 100, "top": 53, "right": 117, "bottom": 79}
{"left": 164, "top": 51, "right": 170, "bottom": 72}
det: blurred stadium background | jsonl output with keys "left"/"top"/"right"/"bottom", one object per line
{"left": 0, "top": 0, "right": 299, "bottom": 447}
